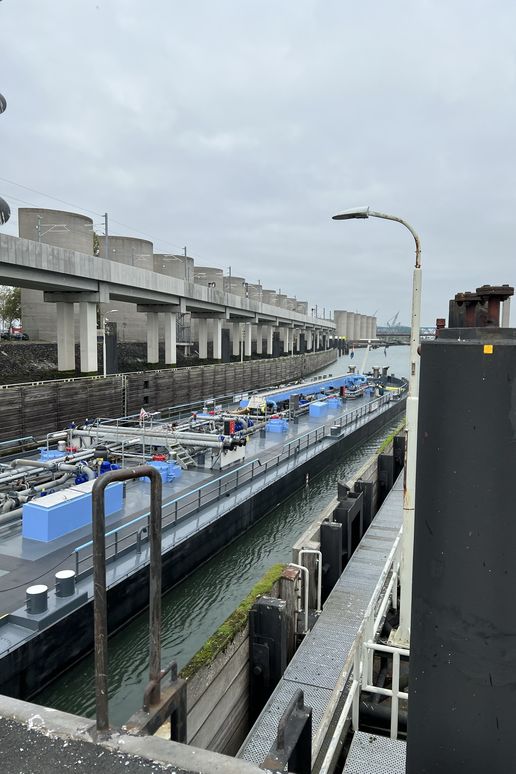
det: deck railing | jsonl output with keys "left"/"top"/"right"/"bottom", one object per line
{"left": 73, "top": 394, "right": 396, "bottom": 580}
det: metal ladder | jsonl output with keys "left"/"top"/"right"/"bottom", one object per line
{"left": 167, "top": 439, "right": 196, "bottom": 469}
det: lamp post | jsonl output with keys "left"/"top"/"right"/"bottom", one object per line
{"left": 332, "top": 206, "right": 421, "bottom": 646}
{"left": 102, "top": 309, "right": 118, "bottom": 378}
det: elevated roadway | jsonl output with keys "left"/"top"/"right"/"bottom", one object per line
{"left": 0, "top": 233, "right": 334, "bottom": 372}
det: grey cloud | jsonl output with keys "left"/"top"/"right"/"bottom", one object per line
{"left": 1, "top": 0, "right": 515, "bottom": 325}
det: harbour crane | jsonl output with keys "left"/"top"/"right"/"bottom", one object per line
{"left": 386, "top": 311, "right": 400, "bottom": 328}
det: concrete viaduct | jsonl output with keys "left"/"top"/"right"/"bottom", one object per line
{"left": 0, "top": 232, "right": 335, "bottom": 374}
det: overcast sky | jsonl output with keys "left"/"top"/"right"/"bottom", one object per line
{"left": 1, "top": 0, "right": 515, "bottom": 325}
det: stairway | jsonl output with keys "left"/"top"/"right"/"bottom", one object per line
{"left": 168, "top": 439, "right": 196, "bottom": 469}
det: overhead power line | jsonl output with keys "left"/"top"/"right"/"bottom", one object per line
{"left": 0, "top": 175, "right": 188, "bottom": 253}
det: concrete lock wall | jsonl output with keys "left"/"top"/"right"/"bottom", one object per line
{"left": 19, "top": 208, "right": 94, "bottom": 341}
{"left": 0, "top": 349, "right": 337, "bottom": 442}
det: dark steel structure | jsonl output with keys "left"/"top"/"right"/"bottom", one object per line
{"left": 407, "top": 325, "right": 516, "bottom": 772}
{"left": 92, "top": 465, "right": 162, "bottom": 733}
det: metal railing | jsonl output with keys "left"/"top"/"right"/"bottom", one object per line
{"left": 318, "top": 526, "right": 405, "bottom": 774}
{"left": 73, "top": 394, "right": 396, "bottom": 580}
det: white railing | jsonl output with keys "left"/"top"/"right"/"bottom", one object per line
{"left": 319, "top": 527, "right": 406, "bottom": 774}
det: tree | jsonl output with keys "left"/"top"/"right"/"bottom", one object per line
{"left": 0, "top": 286, "right": 21, "bottom": 331}
{"left": 93, "top": 231, "right": 100, "bottom": 256}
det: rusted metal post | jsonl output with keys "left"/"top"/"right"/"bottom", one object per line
{"left": 92, "top": 465, "right": 162, "bottom": 733}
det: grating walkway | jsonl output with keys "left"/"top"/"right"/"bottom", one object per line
{"left": 238, "top": 477, "right": 403, "bottom": 768}
{"left": 342, "top": 731, "right": 406, "bottom": 773}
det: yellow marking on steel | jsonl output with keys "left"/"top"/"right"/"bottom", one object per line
{"left": 483, "top": 344, "right": 493, "bottom": 354}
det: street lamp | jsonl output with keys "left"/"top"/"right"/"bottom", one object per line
{"left": 332, "top": 206, "right": 422, "bottom": 646}
{"left": 102, "top": 309, "right": 118, "bottom": 378}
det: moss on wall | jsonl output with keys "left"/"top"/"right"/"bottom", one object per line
{"left": 180, "top": 563, "right": 286, "bottom": 680}
{"left": 377, "top": 418, "right": 406, "bottom": 455}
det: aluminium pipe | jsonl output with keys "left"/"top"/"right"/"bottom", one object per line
{"left": 74, "top": 429, "right": 224, "bottom": 450}
{"left": 299, "top": 549, "right": 323, "bottom": 613}
{"left": 0, "top": 506, "right": 24, "bottom": 526}
{"left": 57, "top": 463, "right": 95, "bottom": 480}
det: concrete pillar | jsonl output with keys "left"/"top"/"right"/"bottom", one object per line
{"left": 294, "top": 329, "right": 300, "bottom": 353}
{"left": 315, "top": 330, "right": 320, "bottom": 350}
{"left": 164, "top": 311, "right": 177, "bottom": 365}
{"left": 211, "top": 317, "right": 222, "bottom": 360}
{"left": 232, "top": 322, "right": 241, "bottom": 358}
{"left": 306, "top": 329, "right": 313, "bottom": 351}
{"left": 79, "top": 301, "right": 98, "bottom": 374}
{"left": 282, "top": 327, "right": 290, "bottom": 355}
{"left": 266, "top": 325, "right": 274, "bottom": 355}
{"left": 255, "top": 324, "right": 263, "bottom": 355}
{"left": 56, "top": 302, "right": 75, "bottom": 372}
{"left": 147, "top": 312, "right": 159, "bottom": 364}
{"left": 198, "top": 318, "right": 208, "bottom": 359}
{"left": 244, "top": 322, "right": 252, "bottom": 357}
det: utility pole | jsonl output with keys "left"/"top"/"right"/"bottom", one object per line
{"left": 36, "top": 215, "right": 42, "bottom": 242}
{"left": 183, "top": 246, "right": 187, "bottom": 257}
{"left": 104, "top": 213, "right": 109, "bottom": 261}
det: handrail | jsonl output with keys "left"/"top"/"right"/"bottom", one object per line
{"left": 318, "top": 527, "right": 403, "bottom": 774}
{"left": 73, "top": 394, "right": 397, "bottom": 579}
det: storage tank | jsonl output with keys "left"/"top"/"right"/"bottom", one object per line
{"left": 223, "top": 275, "right": 247, "bottom": 296}
{"left": 247, "top": 283, "right": 263, "bottom": 302}
{"left": 296, "top": 301, "right": 308, "bottom": 315}
{"left": 97, "top": 236, "right": 153, "bottom": 342}
{"left": 334, "top": 310, "right": 349, "bottom": 338}
{"left": 194, "top": 266, "right": 224, "bottom": 289}
{"left": 153, "top": 253, "right": 194, "bottom": 282}
{"left": 261, "top": 289, "right": 278, "bottom": 306}
{"left": 19, "top": 208, "right": 94, "bottom": 341}
{"left": 275, "top": 293, "right": 288, "bottom": 308}
{"left": 98, "top": 235, "right": 153, "bottom": 270}
{"left": 285, "top": 297, "right": 298, "bottom": 311}
{"left": 352, "top": 313, "right": 362, "bottom": 340}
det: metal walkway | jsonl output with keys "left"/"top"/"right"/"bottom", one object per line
{"left": 342, "top": 731, "right": 406, "bottom": 773}
{"left": 238, "top": 477, "right": 403, "bottom": 768}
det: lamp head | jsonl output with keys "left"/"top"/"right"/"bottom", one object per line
{"left": 332, "top": 206, "right": 370, "bottom": 220}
